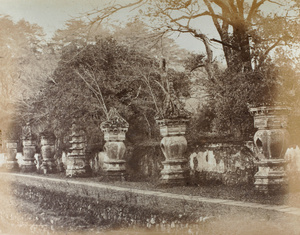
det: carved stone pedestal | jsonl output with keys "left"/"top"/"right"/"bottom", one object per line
{"left": 20, "top": 124, "right": 37, "bottom": 172}
{"left": 254, "top": 159, "right": 287, "bottom": 193}
{"left": 21, "top": 139, "right": 37, "bottom": 172}
{"left": 249, "top": 105, "right": 290, "bottom": 193}
{"left": 66, "top": 126, "right": 89, "bottom": 177}
{"left": 103, "top": 142, "right": 127, "bottom": 180}
{"left": 5, "top": 141, "right": 19, "bottom": 171}
{"left": 157, "top": 118, "right": 189, "bottom": 185}
{"left": 40, "top": 133, "right": 56, "bottom": 174}
{"left": 101, "top": 108, "right": 129, "bottom": 181}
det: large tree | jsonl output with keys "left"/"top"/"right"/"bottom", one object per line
{"left": 85, "top": 0, "right": 299, "bottom": 73}
{"left": 83, "top": 0, "right": 299, "bottom": 139}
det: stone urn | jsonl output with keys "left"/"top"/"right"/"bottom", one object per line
{"left": 40, "top": 132, "right": 56, "bottom": 174}
{"left": 66, "top": 124, "right": 89, "bottom": 177}
{"left": 100, "top": 108, "right": 129, "bottom": 181}
{"left": 21, "top": 124, "right": 37, "bottom": 172}
{"left": 249, "top": 105, "right": 290, "bottom": 193}
{"left": 5, "top": 140, "right": 19, "bottom": 171}
{"left": 22, "top": 139, "right": 37, "bottom": 172}
{"left": 156, "top": 118, "right": 189, "bottom": 185}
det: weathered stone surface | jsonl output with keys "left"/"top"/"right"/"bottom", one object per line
{"left": 103, "top": 142, "right": 127, "bottom": 180}
{"left": 66, "top": 157, "right": 87, "bottom": 177}
{"left": 254, "top": 129, "right": 289, "bottom": 159}
{"left": 5, "top": 141, "right": 19, "bottom": 171}
{"left": 21, "top": 139, "right": 36, "bottom": 172}
{"left": 40, "top": 134, "right": 56, "bottom": 174}
{"left": 100, "top": 108, "right": 129, "bottom": 142}
{"left": 156, "top": 119, "right": 189, "bottom": 137}
{"left": 66, "top": 125, "right": 89, "bottom": 177}
{"left": 254, "top": 159, "right": 287, "bottom": 192}
{"left": 249, "top": 105, "right": 290, "bottom": 193}
{"left": 161, "top": 136, "right": 187, "bottom": 160}
{"left": 157, "top": 118, "right": 189, "bottom": 185}
{"left": 284, "top": 146, "right": 300, "bottom": 190}
{"left": 101, "top": 108, "right": 129, "bottom": 181}
{"left": 20, "top": 124, "right": 37, "bottom": 172}
{"left": 189, "top": 143, "right": 255, "bottom": 185}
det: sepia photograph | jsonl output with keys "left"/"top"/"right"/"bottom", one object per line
{"left": 0, "top": 0, "right": 300, "bottom": 234}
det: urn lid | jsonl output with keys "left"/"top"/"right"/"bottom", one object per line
{"left": 40, "top": 131, "right": 56, "bottom": 140}
{"left": 156, "top": 118, "right": 189, "bottom": 127}
{"left": 156, "top": 81, "right": 190, "bottom": 120}
{"left": 22, "top": 123, "right": 37, "bottom": 140}
{"left": 100, "top": 108, "right": 129, "bottom": 131}
{"left": 248, "top": 105, "right": 291, "bottom": 116}
{"left": 249, "top": 105, "right": 290, "bottom": 129}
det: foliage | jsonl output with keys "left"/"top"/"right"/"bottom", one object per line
{"left": 86, "top": 0, "right": 300, "bottom": 140}
{"left": 0, "top": 16, "right": 59, "bottom": 140}
{"left": 24, "top": 36, "right": 190, "bottom": 152}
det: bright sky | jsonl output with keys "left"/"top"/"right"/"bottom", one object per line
{"left": 0, "top": 0, "right": 287, "bottom": 57}
{"left": 0, "top": 0, "right": 219, "bottom": 54}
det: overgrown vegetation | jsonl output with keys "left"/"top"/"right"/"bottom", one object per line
{"left": 1, "top": 0, "right": 300, "bottom": 152}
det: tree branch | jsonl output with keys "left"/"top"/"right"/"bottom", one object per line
{"left": 75, "top": 70, "right": 108, "bottom": 118}
{"left": 258, "top": 37, "right": 283, "bottom": 67}
{"left": 86, "top": 0, "right": 146, "bottom": 24}
{"left": 210, "top": 38, "right": 240, "bottom": 50}
{"left": 247, "top": 0, "right": 266, "bottom": 21}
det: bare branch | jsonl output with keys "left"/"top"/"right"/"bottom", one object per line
{"left": 257, "top": 37, "right": 283, "bottom": 67}
{"left": 169, "top": 10, "right": 233, "bottom": 26}
{"left": 86, "top": 0, "right": 146, "bottom": 25}
{"left": 75, "top": 70, "right": 109, "bottom": 118}
{"left": 210, "top": 38, "right": 240, "bottom": 50}
{"left": 211, "top": 0, "right": 232, "bottom": 13}
{"left": 203, "top": 0, "right": 222, "bottom": 34}
{"left": 83, "top": 68, "right": 108, "bottom": 116}
{"left": 247, "top": 0, "right": 266, "bottom": 21}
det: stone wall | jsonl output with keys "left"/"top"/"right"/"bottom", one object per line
{"left": 1, "top": 142, "right": 300, "bottom": 187}
{"left": 189, "top": 142, "right": 256, "bottom": 185}
{"left": 285, "top": 146, "right": 300, "bottom": 188}
{"left": 89, "top": 144, "right": 164, "bottom": 181}
{"left": 87, "top": 143, "right": 300, "bottom": 186}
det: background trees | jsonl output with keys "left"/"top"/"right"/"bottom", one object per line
{"left": 2, "top": 0, "right": 299, "bottom": 147}
{"left": 110, "top": 0, "right": 299, "bottom": 139}
{"left": 0, "top": 16, "right": 58, "bottom": 139}
{"left": 22, "top": 27, "right": 190, "bottom": 153}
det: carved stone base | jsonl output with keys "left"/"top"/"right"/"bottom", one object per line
{"left": 41, "top": 145, "right": 57, "bottom": 174}
{"left": 20, "top": 161, "right": 37, "bottom": 172}
{"left": 160, "top": 159, "right": 188, "bottom": 186}
{"left": 5, "top": 143, "right": 19, "bottom": 171}
{"left": 103, "top": 159, "right": 127, "bottom": 181}
{"left": 21, "top": 143, "right": 36, "bottom": 173}
{"left": 103, "top": 142, "right": 127, "bottom": 181}
{"left": 66, "top": 157, "right": 90, "bottom": 177}
{"left": 159, "top": 134, "right": 188, "bottom": 186}
{"left": 5, "top": 160, "right": 19, "bottom": 171}
{"left": 41, "top": 160, "right": 57, "bottom": 174}
{"left": 254, "top": 159, "right": 287, "bottom": 193}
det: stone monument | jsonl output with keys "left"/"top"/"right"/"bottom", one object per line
{"left": 100, "top": 108, "right": 129, "bottom": 181}
{"left": 40, "top": 131, "right": 56, "bottom": 174}
{"left": 249, "top": 105, "right": 290, "bottom": 193}
{"left": 21, "top": 123, "right": 37, "bottom": 172}
{"left": 156, "top": 81, "right": 189, "bottom": 185}
{"left": 66, "top": 123, "right": 89, "bottom": 177}
{"left": 5, "top": 140, "right": 19, "bottom": 171}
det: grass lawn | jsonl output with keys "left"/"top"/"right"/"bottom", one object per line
{"left": 1, "top": 172, "right": 300, "bottom": 235}
{"left": 14, "top": 171, "right": 300, "bottom": 208}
